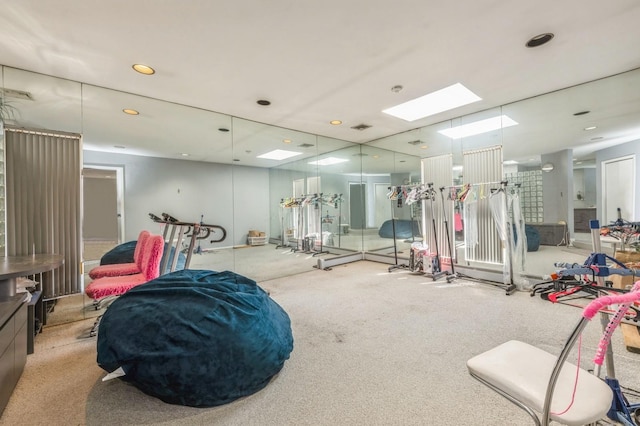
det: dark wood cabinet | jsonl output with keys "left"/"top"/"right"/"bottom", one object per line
{"left": 0, "top": 297, "right": 27, "bottom": 416}
{"left": 574, "top": 208, "right": 597, "bottom": 232}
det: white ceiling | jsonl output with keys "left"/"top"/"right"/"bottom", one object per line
{"left": 1, "top": 0, "right": 640, "bottom": 169}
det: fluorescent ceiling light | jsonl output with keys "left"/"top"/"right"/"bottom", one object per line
{"left": 382, "top": 83, "right": 481, "bottom": 122}
{"left": 308, "top": 157, "right": 349, "bottom": 166}
{"left": 438, "top": 115, "right": 518, "bottom": 139}
{"left": 256, "top": 149, "right": 302, "bottom": 160}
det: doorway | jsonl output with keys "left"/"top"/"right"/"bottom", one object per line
{"left": 349, "top": 183, "right": 366, "bottom": 230}
{"left": 374, "top": 183, "right": 392, "bottom": 229}
{"left": 83, "top": 166, "right": 124, "bottom": 261}
{"left": 602, "top": 155, "right": 635, "bottom": 224}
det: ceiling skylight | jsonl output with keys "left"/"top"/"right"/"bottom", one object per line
{"left": 257, "top": 149, "right": 302, "bottom": 161}
{"left": 382, "top": 83, "right": 481, "bottom": 122}
{"left": 308, "top": 157, "right": 349, "bottom": 166}
{"left": 438, "top": 115, "right": 518, "bottom": 139}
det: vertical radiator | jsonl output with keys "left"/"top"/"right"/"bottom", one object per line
{"left": 463, "top": 145, "right": 503, "bottom": 264}
{"left": 4, "top": 127, "right": 82, "bottom": 299}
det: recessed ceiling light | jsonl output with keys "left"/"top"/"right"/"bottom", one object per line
{"left": 233, "top": 159, "right": 240, "bottom": 162}
{"left": 308, "top": 157, "right": 349, "bottom": 166}
{"left": 181, "top": 153, "right": 189, "bottom": 157}
{"left": 113, "top": 145, "right": 126, "bottom": 149}
{"left": 330, "top": 120, "right": 342, "bottom": 125}
{"left": 574, "top": 110, "right": 590, "bottom": 116}
{"left": 591, "top": 136, "right": 604, "bottom": 141}
{"left": 283, "top": 139, "right": 292, "bottom": 144}
{"left": 526, "top": 33, "right": 554, "bottom": 48}
{"left": 123, "top": 109, "right": 139, "bottom": 115}
{"left": 257, "top": 99, "right": 271, "bottom": 106}
{"left": 420, "top": 145, "right": 428, "bottom": 149}
{"left": 438, "top": 115, "right": 518, "bottom": 139}
{"left": 218, "top": 127, "right": 230, "bottom": 132}
{"left": 257, "top": 149, "right": 302, "bottom": 160}
{"left": 382, "top": 83, "right": 481, "bottom": 122}
{"left": 391, "top": 85, "right": 403, "bottom": 93}
{"left": 584, "top": 126, "right": 597, "bottom": 131}
{"left": 372, "top": 155, "right": 379, "bottom": 159}
{"left": 132, "top": 64, "right": 155, "bottom": 75}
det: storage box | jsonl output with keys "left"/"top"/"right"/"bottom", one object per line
{"left": 615, "top": 250, "right": 640, "bottom": 263}
{"left": 248, "top": 236, "right": 267, "bottom": 246}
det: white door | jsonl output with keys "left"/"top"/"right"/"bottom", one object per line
{"left": 602, "top": 156, "right": 635, "bottom": 224}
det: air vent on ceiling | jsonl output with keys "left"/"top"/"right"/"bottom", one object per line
{"left": 1, "top": 88, "right": 34, "bottom": 101}
{"left": 298, "top": 143, "right": 315, "bottom": 148}
{"left": 350, "top": 123, "right": 371, "bottom": 131}
{"left": 407, "top": 140, "right": 422, "bottom": 145}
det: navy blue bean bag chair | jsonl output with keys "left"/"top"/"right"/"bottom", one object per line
{"left": 378, "top": 219, "right": 421, "bottom": 240}
{"left": 512, "top": 224, "right": 540, "bottom": 252}
{"left": 100, "top": 240, "right": 186, "bottom": 273}
{"left": 96, "top": 269, "right": 293, "bottom": 407}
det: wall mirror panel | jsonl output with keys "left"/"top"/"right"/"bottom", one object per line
{"left": 83, "top": 87, "right": 237, "bottom": 324}
{"left": 314, "top": 142, "right": 363, "bottom": 253}
{"left": 3, "top": 62, "right": 640, "bottom": 327}
{"left": 357, "top": 144, "right": 421, "bottom": 255}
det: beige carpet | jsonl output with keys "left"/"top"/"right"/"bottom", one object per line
{"left": 4, "top": 260, "right": 640, "bottom": 425}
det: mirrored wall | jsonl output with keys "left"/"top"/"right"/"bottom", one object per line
{"left": 2, "top": 63, "right": 640, "bottom": 325}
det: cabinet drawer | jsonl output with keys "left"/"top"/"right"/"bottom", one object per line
{"left": 0, "top": 317, "right": 13, "bottom": 356}
{"left": 13, "top": 303, "right": 27, "bottom": 332}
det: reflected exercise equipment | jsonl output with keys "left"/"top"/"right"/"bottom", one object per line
{"left": 149, "top": 213, "right": 227, "bottom": 273}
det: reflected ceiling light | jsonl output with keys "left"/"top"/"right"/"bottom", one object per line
{"left": 503, "top": 160, "right": 519, "bottom": 165}
{"left": 330, "top": 120, "right": 342, "bottom": 125}
{"left": 256, "top": 149, "right": 302, "bottom": 160}
{"left": 132, "top": 64, "right": 155, "bottom": 75}
{"left": 123, "top": 108, "right": 139, "bottom": 115}
{"left": 525, "top": 33, "right": 554, "bottom": 48}
{"left": 591, "top": 136, "right": 604, "bottom": 141}
{"left": 541, "top": 163, "right": 554, "bottom": 172}
{"left": 181, "top": 153, "right": 189, "bottom": 157}
{"left": 382, "top": 83, "right": 481, "bottom": 122}
{"left": 584, "top": 126, "right": 597, "bottom": 131}
{"left": 420, "top": 145, "right": 428, "bottom": 149}
{"left": 372, "top": 155, "right": 380, "bottom": 159}
{"left": 438, "top": 115, "right": 518, "bottom": 139}
{"left": 452, "top": 165, "right": 463, "bottom": 171}
{"left": 283, "top": 139, "right": 292, "bottom": 144}
{"left": 308, "top": 157, "right": 349, "bottom": 166}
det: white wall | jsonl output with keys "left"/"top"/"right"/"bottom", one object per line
{"left": 83, "top": 151, "right": 269, "bottom": 248}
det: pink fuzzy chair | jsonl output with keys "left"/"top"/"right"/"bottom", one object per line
{"left": 88, "top": 230, "right": 150, "bottom": 280}
{"left": 85, "top": 234, "right": 165, "bottom": 302}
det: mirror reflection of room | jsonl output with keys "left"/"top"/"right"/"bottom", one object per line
{"left": 2, "top": 63, "right": 640, "bottom": 327}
